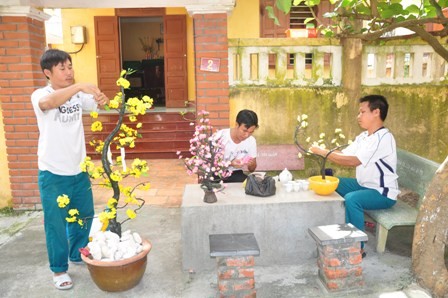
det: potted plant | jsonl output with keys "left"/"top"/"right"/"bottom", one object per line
{"left": 177, "top": 110, "right": 231, "bottom": 203}
{"left": 58, "top": 70, "right": 154, "bottom": 291}
{"left": 294, "top": 114, "right": 350, "bottom": 195}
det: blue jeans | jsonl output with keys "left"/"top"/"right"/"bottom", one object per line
{"left": 336, "top": 177, "right": 396, "bottom": 248}
{"left": 38, "top": 170, "right": 94, "bottom": 273}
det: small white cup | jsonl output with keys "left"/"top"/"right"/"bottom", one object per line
{"left": 285, "top": 182, "right": 293, "bottom": 192}
{"left": 302, "top": 180, "right": 310, "bottom": 190}
{"left": 293, "top": 182, "right": 302, "bottom": 192}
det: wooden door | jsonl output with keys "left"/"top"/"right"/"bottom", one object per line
{"left": 94, "top": 16, "right": 121, "bottom": 99}
{"left": 164, "top": 15, "right": 187, "bottom": 108}
{"left": 260, "top": 0, "right": 289, "bottom": 38}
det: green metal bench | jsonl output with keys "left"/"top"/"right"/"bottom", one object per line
{"left": 365, "top": 149, "right": 440, "bottom": 253}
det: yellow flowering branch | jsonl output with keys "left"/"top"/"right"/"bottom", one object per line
{"left": 294, "top": 114, "right": 351, "bottom": 180}
{"left": 58, "top": 69, "right": 153, "bottom": 237}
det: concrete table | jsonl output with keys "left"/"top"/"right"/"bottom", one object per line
{"left": 181, "top": 182, "right": 345, "bottom": 272}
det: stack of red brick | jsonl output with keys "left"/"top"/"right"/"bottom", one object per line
{"left": 317, "top": 241, "right": 364, "bottom": 291}
{"left": 216, "top": 255, "right": 256, "bottom": 298}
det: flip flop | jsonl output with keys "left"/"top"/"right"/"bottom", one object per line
{"left": 53, "top": 272, "right": 73, "bottom": 290}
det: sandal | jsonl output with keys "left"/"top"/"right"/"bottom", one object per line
{"left": 360, "top": 249, "right": 366, "bottom": 259}
{"left": 53, "top": 272, "right": 73, "bottom": 290}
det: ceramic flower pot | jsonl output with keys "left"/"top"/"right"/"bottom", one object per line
{"left": 81, "top": 239, "right": 152, "bottom": 292}
{"left": 308, "top": 176, "right": 339, "bottom": 196}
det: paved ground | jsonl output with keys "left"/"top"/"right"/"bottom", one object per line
{"left": 0, "top": 159, "right": 434, "bottom": 298}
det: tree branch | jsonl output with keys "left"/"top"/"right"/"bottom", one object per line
{"left": 347, "top": 18, "right": 448, "bottom": 40}
{"left": 408, "top": 25, "right": 448, "bottom": 61}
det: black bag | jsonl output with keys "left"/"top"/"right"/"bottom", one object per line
{"left": 245, "top": 174, "right": 276, "bottom": 197}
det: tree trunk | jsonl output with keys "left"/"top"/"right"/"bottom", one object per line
{"left": 412, "top": 156, "right": 448, "bottom": 297}
{"left": 341, "top": 37, "right": 363, "bottom": 100}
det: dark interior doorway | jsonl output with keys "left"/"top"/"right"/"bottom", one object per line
{"left": 120, "top": 17, "right": 165, "bottom": 107}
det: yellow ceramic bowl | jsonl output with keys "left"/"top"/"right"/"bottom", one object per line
{"left": 308, "top": 176, "right": 339, "bottom": 196}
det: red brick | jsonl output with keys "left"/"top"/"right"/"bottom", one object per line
{"left": 226, "top": 256, "right": 255, "bottom": 267}
{"left": 238, "top": 268, "right": 254, "bottom": 278}
{"left": 218, "top": 267, "right": 236, "bottom": 279}
{"left": 0, "top": 40, "right": 20, "bottom": 48}
{"left": 349, "top": 253, "right": 362, "bottom": 265}
{"left": 323, "top": 257, "right": 342, "bottom": 267}
{"left": 324, "top": 267, "right": 348, "bottom": 279}
{"left": 233, "top": 278, "right": 255, "bottom": 291}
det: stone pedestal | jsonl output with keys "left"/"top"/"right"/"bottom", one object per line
{"left": 308, "top": 224, "right": 368, "bottom": 292}
{"left": 210, "top": 233, "right": 260, "bottom": 298}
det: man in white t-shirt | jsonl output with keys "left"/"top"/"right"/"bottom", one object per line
{"left": 31, "top": 49, "right": 109, "bottom": 290}
{"left": 310, "top": 95, "right": 399, "bottom": 258}
{"left": 215, "top": 109, "right": 259, "bottom": 182}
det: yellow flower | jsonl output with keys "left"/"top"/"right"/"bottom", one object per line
{"left": 116, "top": 77, "right": 130, "bottom": 89}
{"left": 91, "top": 121, "right": 103, "bottom": 132}
{"left": 110, "top": 171, "right": 123, "bottom": 182}
{"left": 66, "top": 216, "right": 77, "bottom": 223}
{"left": 90, "top": 111, "right": 98, "bottom": 119}
{"left": 126, "top": 209, "right": 137, "bottom": 219}
{"left": 56, "top": 194, "right": 70, "bottom": 208}
{"left": 109, "top": 98, "right": 120, "bottom": 109}
{"left": 136, "top": 123, "right": 142, "bottom": 129}
{"left": 68, "top": 209, "right": 79, "bottom": 216}
{"left": 107, "top": 198, "right": 118, "bottom": 208}
{"left": 120, "top": 69, "right": 127, "bottom": 77}
{"left": 77, "top": 219, "right": 84, "bottom": 226}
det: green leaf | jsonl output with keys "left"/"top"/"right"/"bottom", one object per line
{"left": 380, "top": 4, "right": 404, "bottom": 19}
{"left": 406, "top": 4, "right": 421, "bottom": 16}
{"left": 323, "top": 30, "right": 335, "bottom": 37}
{"left": 356, "top": 4, "right": 371, "bottom": 15}
{"left": 340, "top": 0, "right": 355, "bottom": 9}
{"left": 265, "top": 6, "right": 280, "bottom": 26}
{"left": 439, "top": 0, "right": 448, "bottom": 9}
{"left": 395, "top": 15, "right": 406, "bottom": 22}
{"left": 276, "top": 0, "right": 292, "bottom": 14}
{"left": 304, "top": 17, "right": 315, "bottom": 24}
{"left": 423, "top": 5, "right": 437, "bottom": 18}
{"left": 305, "top": 0, "right": 320, "bottom": 7}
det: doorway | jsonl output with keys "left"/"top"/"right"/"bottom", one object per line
{"left": 120, "top": 17, "right": 165, "bottom": 107}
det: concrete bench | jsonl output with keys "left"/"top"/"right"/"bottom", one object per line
{"left": 365, "top": 148, "right": 440, "bottom": 253}
{"left": 256, "top": 144, "right": 304, "bottom": 171}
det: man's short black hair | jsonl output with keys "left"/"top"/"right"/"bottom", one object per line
{"left": 359, "top": 95, "right": 389, "bottom": 121}
{"left": 236, "top": 109, "right": 258, "bottom": 128}
{"left": 40, "top": 49, "right": 72, "bottom": 76}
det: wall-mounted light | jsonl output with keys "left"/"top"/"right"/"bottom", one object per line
{"left": 70, "top": 26, "right": 86, "bottom": 44}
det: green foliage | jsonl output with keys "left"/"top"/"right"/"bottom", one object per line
{"left": 265, "top": 6, "right": 280, "bottom": 26}
{"left": 272, "top": 0, "right": 448, "bottom": 40}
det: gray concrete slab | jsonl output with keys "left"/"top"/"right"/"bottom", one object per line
{"left": 0, "top": 206, "right": 433, "bottom": 298}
